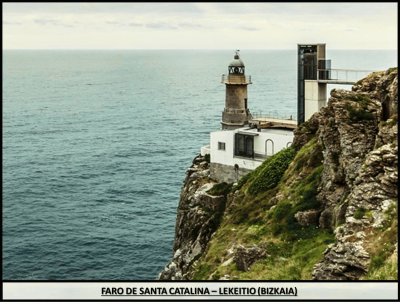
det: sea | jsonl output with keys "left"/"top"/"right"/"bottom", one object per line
{"left": 3, "top": 49, "right": 397, "bottom": 280}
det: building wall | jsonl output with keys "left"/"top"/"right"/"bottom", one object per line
{"left": 304, "top": 80, "right": 327, "bottom": 121}
{"left": 225, "top": 85, "right": 247, "bottom": 111}
{"left": 222, "top": 84, "right": 250, "bottom": 129}
{"left": 210, "top": 162, "right": 253, "bottom": 183}
{"left": 210, "top": 129, "right": 293, "bottom": 181}
{"left": 200, "top": 145, "right": 210, "bottom": 156}
{"left": 210, "top": 130, "right": 234, "bottom": 166}
{"left": 252, "top": 129, "right": 294, "bottom": 157}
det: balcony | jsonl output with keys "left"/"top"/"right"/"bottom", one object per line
{"left": 221, "top": 74, "right": 252, "bottom": 85}
{"left": 318, "top": 68, "right": 374, "bottom": 85}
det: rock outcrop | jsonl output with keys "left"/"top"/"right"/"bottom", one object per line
{"left": 233, "top": 244, "right": 267, "bottom": 272}
{"left": 158, "top": 155, "right": 226, "bottom": 280}
{"left": 312, "top": 68, "right": 398, "bottom": 279}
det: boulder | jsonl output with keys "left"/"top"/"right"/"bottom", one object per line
{"left": 233, "top": 244, "right": 267, "bottom": 272}
{"left": 294, "top": 209, "right": 320, "bottom": 226}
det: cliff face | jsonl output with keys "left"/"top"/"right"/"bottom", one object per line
{"left": 159, "top": 68, "right": 398, "bottom": 280}
{"left": 312, "top": 68, "right": 398, "bottom": 279}
{"left": 158, "top": 155, "right": 228, "bottom": 280}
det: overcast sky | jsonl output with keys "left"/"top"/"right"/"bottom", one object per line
{"left": 3, "top": 2, "right": 398, "bottom": 49}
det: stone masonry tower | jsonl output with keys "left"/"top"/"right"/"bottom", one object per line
{"left": 221, "top": 50, "right": 252, "bottom": 130}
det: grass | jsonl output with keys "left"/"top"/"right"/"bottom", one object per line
{"left": 363, "top": 202, "right": 398, "bottom": 280}
{"left": 234, "top": 229, "right": 334, "bottom": 280}
{"left": 190, "top": 135, "right": 333, "bottom": 280}
{"left": 192, "top": 223, "right": 335, "bottom": 280}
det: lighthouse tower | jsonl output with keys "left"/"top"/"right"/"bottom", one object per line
{"left": 221, "top": 50, "right": 252, "bottom": 130}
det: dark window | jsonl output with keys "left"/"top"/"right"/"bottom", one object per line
{"left": 234, "top": 134, "right": 254, "bottom": 158}
{"left": 218, "top": 142, "right": 226, "bottom": 151}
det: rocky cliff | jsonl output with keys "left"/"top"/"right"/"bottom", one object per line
{"left": 159, "top": 68, "right": 398, "bottom": 280}
{"left": 158, "top": 155, "right": 229, "bottom": 280}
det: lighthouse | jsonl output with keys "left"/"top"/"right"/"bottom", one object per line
{"left": 201, "top": 50, "right": 295, "bottom": 183}
{"left": 221, "top": 50, "right": 252, "bottom": 130}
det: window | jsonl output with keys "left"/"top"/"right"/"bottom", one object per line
{"left": 234, "top": 134, "right": 254, "bottom": 158}
{"left": 218, "top": 142, "right": 226, "bottom": 151}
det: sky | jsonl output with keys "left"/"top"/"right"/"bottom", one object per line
{"left": 2, "top": 2, "right": 398, "bottom": 50}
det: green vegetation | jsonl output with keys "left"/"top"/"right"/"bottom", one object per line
{"left": 233, "top": 168, "right": 256, "bottom": 192}
{"left": 247, "top": 148, "right": 296, "bottom": 195}
{"left": 289, "top": 137, "right": 322, "bottom": 171}
{"left": 191, "top": 137, "right": 333, "bottom": 280}
{"left": 363, "top": 203, "right": 398, "bottom": 280}
{"left": 354, "top": 207, "right": 367, "bottom": 219}
{"left": 345, "top": 94, "right": 375, "bottom": 122}
{"left": 345, "top": 103, "right": 375, "bottom": 121}
{"left": 238, "top": 230, "right": 334, "bottom": 280}
{"left": 268, "top": 164, "right": 323, "bottom": 239}
{"left": 380, "top": 114, "right": 398, "bottom": 127}
{"left": 347, "top": 93, "right": 372, "bottom": 105}
{"left": 204, "top": 154, "right": 210, "bottom": 163}
{"left": 207, "top": 182, "right": 232, "bottom": 196}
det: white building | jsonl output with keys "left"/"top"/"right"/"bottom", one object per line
{"left": 202, "top": 119, "right": 295, "bottom": 183}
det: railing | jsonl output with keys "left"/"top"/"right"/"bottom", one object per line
{"left": 250, "top": 111, "right": 296, "bottom": 121}
{"left": 221, "top": 74, "right": 252, "bottom": 84}
{"left": 318, "top": 68, "right": 374, "bottom": 84}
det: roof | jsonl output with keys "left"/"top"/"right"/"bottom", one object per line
{"left": 229, "top": 58, "right": 245, "bottom": 67}
{"left": 229, "top": 52, "right": 245, "bottom": 67}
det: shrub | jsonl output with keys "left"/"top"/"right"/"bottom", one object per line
{"left": 354, "top": 207, "right": 366, "bottom": 219}
{"left": 232, "top": 172, "right": 252, "bottom": 192}
{"left": 207, "top": 182, "right": 232, "bottom": 196}
{"left": 272, "top": 201, "right": 292, "bottom": 221}
{"left": 348, "top": 93, "right": 372, "bottom": 105}
{"left": 345, "top": 95, "right": 375, "bottom": 122}
{"left": 248, "top": 148, "right": 296, "bottom": 195}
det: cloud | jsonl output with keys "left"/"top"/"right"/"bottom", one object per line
{"left": 33, "top": 18, "right": 74, "bottom": 27}
{"left": 3, "top": 21, "right": 22, "bottom": 25}
{"left": 2, "top": 3, "right": 397, "bottom": 49}
{"left": 3, "top": 3, "right": 204, "bottom": 16}
{"left": 104, "top": 20, "right": 143, "bottom": 27}
{"left": 177, "top": 22, "right": 206, "bottom": 29}
{"left": 128, "top": 22, "right": 143, "bottom": 27}
{"left": 145, "top": 22, "right": 178, "bottom": 30}
{"left": 238, "top": 26, "right": 260, "bottom": 32}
